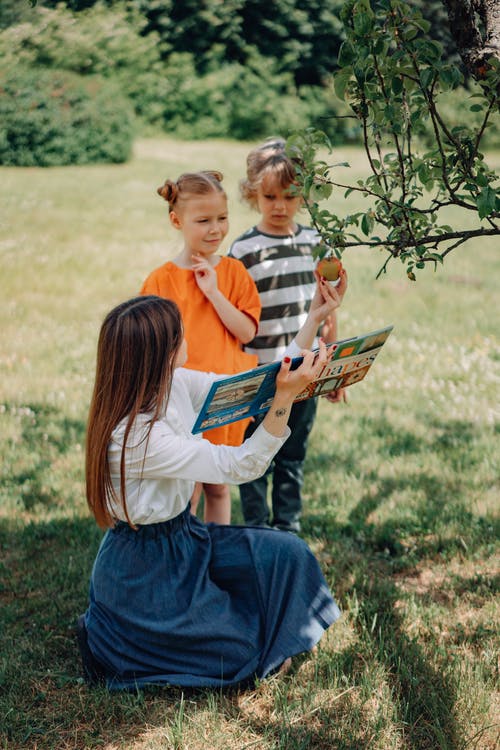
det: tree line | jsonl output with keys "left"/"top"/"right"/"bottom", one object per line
{"left": 0, "top": 0, "right": 497, "bottom": 167}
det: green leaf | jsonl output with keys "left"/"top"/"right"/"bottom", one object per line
{"left": 419, "top": 68, "right": 434, "bottom": 89}
{"left": 310, "top": 183, "right": 333, "bottom": 201}
{"left": 304, "top": 175, "right": 314, "bottom": 193}
{"left": 333, "top": 69, "right": 352, "bottom": 100}
{"left": 353, "top": 10, "right": 374, "bottom": 36}
{"left": 361, "top": 212, "right": 375, "bottom": 236}
{"left": 391, "top": 77, "right": 403, "bottom": 95}
{"left": 422, "top": 40, "right": 443, "bottom": 63}
{"left": 425, "top": 253, "right": 444, "bottom": 264}
{"left": 477, "top": 186, "right": 497, "bottom": 219}
{"left": 338, "top": 41, "right": 356, "bottom": 66}
{"left": 373, "top": 38, "right": 387, "bottom": 55}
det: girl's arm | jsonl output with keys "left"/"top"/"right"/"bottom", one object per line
{"left": 192, "top": 255, "right": 257, "bottom": 343}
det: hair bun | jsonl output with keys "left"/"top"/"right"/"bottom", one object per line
{"left": 202, "top": 170, "right": 223, "bottom": 184}
{"left": 157, "top": 180, "right": 178, "bottom": 204}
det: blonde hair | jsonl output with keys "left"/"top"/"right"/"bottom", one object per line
{"left": 157, "top": 170, "right": 225, "bottom": 211}
{"left": 240, "top": 138, "right": 300, "bottom": 209}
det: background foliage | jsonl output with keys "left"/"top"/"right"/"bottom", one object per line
{"left": 0, "top": 66, "right": 134, "bottom": 166}
{"left": 1, "top": 0, "right": 495, "bottom": 165}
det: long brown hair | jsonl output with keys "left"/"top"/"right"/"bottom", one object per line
{"left": 85, "top": 296, "right": 183, "bottom": 528}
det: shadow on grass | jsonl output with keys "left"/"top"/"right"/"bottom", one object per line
{"left": 301, "top": 415, "right": 498, "bottom": 749}
{"left": 0, "top": 406, "right": 496, "bottom": 748}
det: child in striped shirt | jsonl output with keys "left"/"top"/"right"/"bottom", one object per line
{"left": 229, "top": 138, "right": 346, "bottom": 532}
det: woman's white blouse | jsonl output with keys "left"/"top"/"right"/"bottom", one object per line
{"left": 108, "top": 367, "right": 290, "bottom": 525}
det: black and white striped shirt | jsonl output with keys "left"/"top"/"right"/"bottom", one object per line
{"left": 229, "top": 224, "right": 319, "bottom": 364}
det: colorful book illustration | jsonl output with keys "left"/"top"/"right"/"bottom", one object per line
{"left": 192, "top": 325, "right": 394, "bottom": 434}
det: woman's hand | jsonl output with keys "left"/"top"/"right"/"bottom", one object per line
{"left": 275, "top": 339, "right": 329, "bottom": 400}
{"left": 308, "top": 268, "right": 347, "bottom": 325}
{"left": 262, "top": 341, "right": 331, "bottom": 438}
{"left": 293, "top": 270, "right": 348, "bottom": 352}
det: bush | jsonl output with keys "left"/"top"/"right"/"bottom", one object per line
{"left": 0, "top": 3, "right": 361, "bottom": 145}
{"left": 157, "top": 53, "right": 361, "bottom": 142}
{"left": 0, "top": 3, "right": 166, "bottom": 126}
{"left": 297, "top": 83, "right": 361, "bottom": 144}
{"left": 0, "top": 67, "right": 135, "bottom": 166}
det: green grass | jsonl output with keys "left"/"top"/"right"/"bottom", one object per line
{"left": 1, "top": 138, "right": 499, "bottom": 749}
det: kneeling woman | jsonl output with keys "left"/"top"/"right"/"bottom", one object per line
{"left": 80, "top": 282, "right": 344, "bottom": 690}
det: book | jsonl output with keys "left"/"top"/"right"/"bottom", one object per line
{"left": 191, "top": 324, "right": 394, "bottom": 434}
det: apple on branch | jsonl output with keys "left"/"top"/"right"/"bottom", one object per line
{"left": 316, "top": 255, "right": 343, "bottom": 284}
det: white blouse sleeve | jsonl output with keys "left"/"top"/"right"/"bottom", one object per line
{"left": 114, "top": 368, "right": 290, "bottom": 487}
{"left": 173, "top": 367, "right": 219, "bottom": 413}
{"left": 122, "top": 420, "right": 289, "bottom": 486}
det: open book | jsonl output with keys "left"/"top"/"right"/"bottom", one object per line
{"left": 192, "top": 325, "right": 393, "bottom": 434}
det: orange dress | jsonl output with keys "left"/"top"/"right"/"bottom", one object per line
{"left": 140, "top": 256, "right": 261, "bottom": 445}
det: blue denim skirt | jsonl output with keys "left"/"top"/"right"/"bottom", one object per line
{"left": 84, "top": 506, "right": 340, "bottom": 690}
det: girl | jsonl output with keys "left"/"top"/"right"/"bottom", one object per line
{"left": 78, "top": 288, "right": 345, "bottom": 690}
{"left": 141, "top": 171, "right": 261, "bottom": 524}
{"left": 229, "top": 138, "right": 347, "bottom": 533}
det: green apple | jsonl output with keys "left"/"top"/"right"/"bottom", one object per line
{"left": 317, "top": 255, "right": 342, "bottom": 282}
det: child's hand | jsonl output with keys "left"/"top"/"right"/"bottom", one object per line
{"left": 323, "top": 387, "right": 347, "bottom": 404}
{"left": 192, "top": 255, "right": 218, "bottom": 297}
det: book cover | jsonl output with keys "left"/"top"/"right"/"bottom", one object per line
{"left": 192, "top": 325, "right": 394, "bottom": 434}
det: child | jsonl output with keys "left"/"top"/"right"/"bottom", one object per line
{"left": 140, "top": 171, "right": 261, "bottom": 524}
{"left": 78, "top": 291, "right": 344, "bottom": 690}
{"left": 229, "top": 138, "right": 347, "bottom": 533}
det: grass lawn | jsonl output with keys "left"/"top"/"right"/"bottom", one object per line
{"left": 0, "top": 138, "right": 499, "bottom": 749}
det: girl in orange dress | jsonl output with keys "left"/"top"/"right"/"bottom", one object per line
{"left": 140, "top": 171, "right": 261, "bottom": 524}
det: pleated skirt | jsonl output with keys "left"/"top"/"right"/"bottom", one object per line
{"left": 84, "top": 506, "right": 340, "bottom": 690}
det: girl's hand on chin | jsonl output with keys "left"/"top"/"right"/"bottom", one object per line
{"left": 192, "top": 255, "right": 217, "bottom": 295}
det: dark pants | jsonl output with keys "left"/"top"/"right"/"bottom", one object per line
{"left": 239, "top": 399, "right": 318, "bottom": 532}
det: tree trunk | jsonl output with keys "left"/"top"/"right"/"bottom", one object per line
{"left": 443, "top": 0, "right": 500, "bottom": 76}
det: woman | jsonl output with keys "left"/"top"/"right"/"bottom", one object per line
{"left": 79, "top": 277, "right": 345, "bottom": 690}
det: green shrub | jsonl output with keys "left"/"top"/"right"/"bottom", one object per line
{"left": 157, "top": 53, "right": 361, "bottom": 142}
{"left": 0, "top": 3, "right": 166, "bottom": 126}
{"left": 296, "top": 83, "right": 361, "bottom": 144}
{"left": 0, "top": 67, "right": 135, "bottom": 166}
{"left": 0, "top": 3, "right": 361, "bottom": 144}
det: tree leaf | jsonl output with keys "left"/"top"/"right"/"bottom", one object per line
{"left": 392, "top": 77, "right": 403, "bottom": 95}
{"left": 419, "top": 68, "right": 434, "bottom": 89}
{"left": 361, "top": 212, "right": 374, "bottom": 236}
{"left": 338, "top": 41, "right": 356, "bottom": 66}
{"left": 333, "top": 69, "right": 352, "bottom": 100}
{"left": 477, "top": 187, "right": 497, "bottom": 219}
